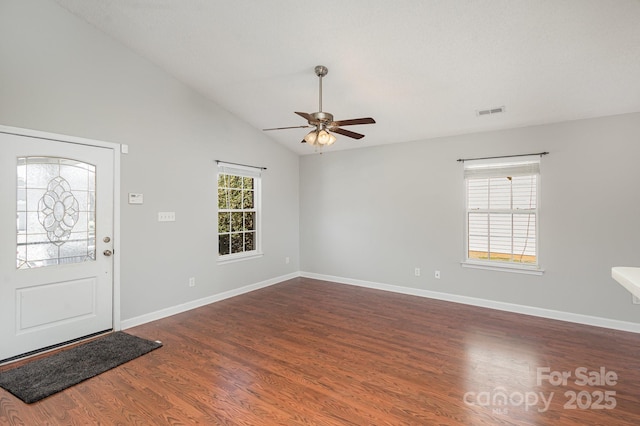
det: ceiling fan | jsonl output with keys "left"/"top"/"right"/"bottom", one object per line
{"left": 263, "top": 65, "right": 376, "bottom": 148}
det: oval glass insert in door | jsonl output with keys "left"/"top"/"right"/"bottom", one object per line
{"left": 17, "top": 157, "right": 96, "bottom": 269}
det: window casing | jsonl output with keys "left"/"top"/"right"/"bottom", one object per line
{"left": 217, "top": 162, "right": 262, "bottom": 262}
{"left": 463, "top": 156, "right": 541, "bottom": 274}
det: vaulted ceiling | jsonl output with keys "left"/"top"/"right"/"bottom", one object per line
{"left": 54, "top": 0, "right": 640, "bottom": 155}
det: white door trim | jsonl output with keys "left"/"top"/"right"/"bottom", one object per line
{"left": 0, "top": 124, "right": 121, "bottom": 332}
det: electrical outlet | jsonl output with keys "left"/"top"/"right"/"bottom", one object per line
{"left": 285, "top": 257, "right": 290, "bottom": 264}
{"left": 189, "top": 277, "right": 196, "bottom": 287}
{"left": 435, "top": 270, "right": 441, "bottom": 279}
{"left": 415, "top": 268, "right": 421, "bottom": 277}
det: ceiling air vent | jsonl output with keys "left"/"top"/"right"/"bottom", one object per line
{"left": 476, "top": 106, "right": 505, "bottom": 116}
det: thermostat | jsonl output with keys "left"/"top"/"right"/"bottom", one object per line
{"left": 128, "top": 193, "right": 144, "bottom": 204}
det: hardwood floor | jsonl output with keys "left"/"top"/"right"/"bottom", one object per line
{"left": 2, "top": 277, "right": 640, "bottom": 425}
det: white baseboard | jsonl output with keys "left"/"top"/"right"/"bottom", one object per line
{"left": 120, "top": 272, "right": 299, "bottom": 330}
{"left": 121, "top": 270, "right": 640, "bottom": 334}
{"left": 301, "top": 272, "right": 640, "bottom": 334}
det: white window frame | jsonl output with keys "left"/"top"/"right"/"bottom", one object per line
{"left": 217, "top": 162, "right": 263, "bottom": 264}
{"left": 461, "top": 155, "right": 543, "bottom": 275}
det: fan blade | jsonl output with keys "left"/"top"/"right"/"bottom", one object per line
{"left": 330, "top": 127, "right": 365, "bottom": 140}
{"left": 263, "top": 125, "right": 312, "bottom": 131}
{"left": 331, "top": 117, "right": 376, "bottom": 127}
{"left": 295, "top": 111, "right": 314, "bottom": 122}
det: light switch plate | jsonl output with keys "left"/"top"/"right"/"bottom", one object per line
{"left": 158, "top": 212, "right": 176, "bottom": 222}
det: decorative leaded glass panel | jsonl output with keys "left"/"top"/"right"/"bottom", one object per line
{"left": 17, "top": 157, "right": 96, "bottom": 269}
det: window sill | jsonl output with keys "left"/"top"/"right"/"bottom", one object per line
{"left": 461, "top": 260, "right": 544, "bottom": 276}
{"left": 218, "top": 252, "right": 263, "bottom": 265}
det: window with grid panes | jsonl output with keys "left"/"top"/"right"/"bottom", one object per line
{"left": 463, "top": 156, "right": 541, "bottom": 272}
{"left": 217, "top": 162, "right": 261, "bottom": 261}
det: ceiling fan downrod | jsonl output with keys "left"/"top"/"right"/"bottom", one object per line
{"left": 315, "top": 65, "right": 328, "bottom": 113}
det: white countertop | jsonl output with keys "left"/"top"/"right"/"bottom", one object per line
{"left": 612, "top": 267, "right": 640, "bottom": 299}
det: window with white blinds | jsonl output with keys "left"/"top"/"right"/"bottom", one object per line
{"left": 463, "top": 156, "right": 540, "bottom": 272}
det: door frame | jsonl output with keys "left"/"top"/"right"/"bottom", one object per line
{"left": 0, "top": 124, "right": 121, "bottom": 332}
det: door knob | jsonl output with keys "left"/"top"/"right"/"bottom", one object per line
{"left": 103, "top": 250, "right": 113, "bottom": 257}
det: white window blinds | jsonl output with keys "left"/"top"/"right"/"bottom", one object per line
{"left": 216, "top": 161, "right": 262, "bottom": 178}
{"left": 463, "top": 155, "right": 540, "bottom": 179}
{"left": 463, "top": 155, "right": 541, "bottom": 270}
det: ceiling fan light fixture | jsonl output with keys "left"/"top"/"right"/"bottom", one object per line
{"left": 304, "top": 128, "right": 337, "bottom": 146}
{"left": 327, "top": 132, "right": 337, "bottom": 145}
{"left": 317, "top": 129, "right": 336, "bottom": 145}
{"left": 304, "top": 130, "right": 318, "bottom": 145}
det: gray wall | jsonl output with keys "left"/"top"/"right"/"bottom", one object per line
{"left": 0, "top": 0, "right": 300, "bottom": 320}
{"left": 300, "top": 113, "right": 640, "bottom": 323}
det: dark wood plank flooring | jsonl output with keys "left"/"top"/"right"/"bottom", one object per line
{"left": 2, "top": 277, "right": 640, "bottom": 425}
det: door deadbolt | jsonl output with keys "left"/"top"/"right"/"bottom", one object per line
{"left": 103, "top": 250, "right": 113, "bottom": 257}
{"left": 103, "top": 237, "right": 111, "bottom": 243}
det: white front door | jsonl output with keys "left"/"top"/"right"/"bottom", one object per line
{"left": 0, "top": 130, "right": 115, "bottom": 361}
